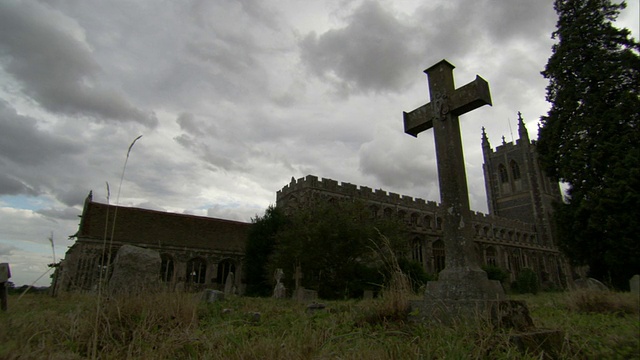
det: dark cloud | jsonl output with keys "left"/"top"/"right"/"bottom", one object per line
{"left": 36, "top": 207, "right": 81, "bottom": 222}
{"left": 0, "top": 2, "right": 157, "bottom": 127}
{"left": 0, "top": 100, "right": 79, "bottom": 166}
{"left": 0, "top": 173, "right": 36, "bottom": 197}
{"left": 299, "top": 1, "right": 421, "bottom": 94}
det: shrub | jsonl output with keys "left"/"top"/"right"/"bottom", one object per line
{"left": 482, "top": 265, "right": 509, "bottom": 284}
{"left": 512, "top": 268, "right": 539, "bottom": 294}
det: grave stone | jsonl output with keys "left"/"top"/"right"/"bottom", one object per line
{"left": 108, "top": 245, "right": 161, "bottom": 295}
{"left": 224, "top": 271, "right": 235, "bottom": 295}
{"left": 202, "top": 289, "right": 225, "bottom": 303}
{"left": 630, "top": 274, "right": 639, "bottom": 294}
{"left": 273, "top": 268, "right": 286, "bottom": 299}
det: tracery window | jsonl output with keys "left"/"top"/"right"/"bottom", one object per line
{"left": 160, "top": 254, "right": 174, "bottom": 282}
{"left": 499, "top": 164, "right": 509, "bottom": 183}
{"left": 186, "top": 257, "right": 207, "bottom": 284}
{"left": 510, "top": 160, "right": 521, "bottom": 180}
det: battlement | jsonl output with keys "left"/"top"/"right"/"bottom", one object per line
{"left": 277, "top": 175, "right": 438, "bottom": 209}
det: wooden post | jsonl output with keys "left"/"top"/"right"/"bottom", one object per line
{"left": 0, "top": 263, "right": 11, "bottom": 311}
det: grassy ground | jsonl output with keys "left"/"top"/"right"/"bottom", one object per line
{"left": 0, "top": 290, "right": 638, "bottom": 359}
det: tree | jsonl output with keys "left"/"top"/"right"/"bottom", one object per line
{"left": 268, "top": 199, "right": 407, "bottom": 299}
{"left": 537, "top": 0, "right": 640, "bottom": 289}
{"left": 243, "top": 205, "right": 289, "bottom": 296}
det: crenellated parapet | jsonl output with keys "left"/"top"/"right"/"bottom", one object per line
{"left": 277, "top": 175, "right": 439, "bottom": 210}
{"left": 277, "top": 174, "right": 559, "bottom": 252}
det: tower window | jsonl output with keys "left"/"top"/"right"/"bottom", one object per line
{"left": 510, "top": 160, "right": 521, "bottom": 180}
{"left": 498, "top": 164, "right": 509, "bottom": 183}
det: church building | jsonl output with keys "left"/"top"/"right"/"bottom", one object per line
{"left": 53, "top": 113, "right": 570, "bottom": 293}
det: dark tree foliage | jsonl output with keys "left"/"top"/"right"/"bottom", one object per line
{"left": 243, "top": 205, "right": 289, "bottom": 296}
{"left": 268, "top": 199, "right": 407, "bottom": 299}
{"left": 538, "top": 0, "right": 640, "bottom": 289}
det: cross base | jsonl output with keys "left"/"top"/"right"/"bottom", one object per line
{"left": 426, "top": 267, "right": 505, "bottom": 300}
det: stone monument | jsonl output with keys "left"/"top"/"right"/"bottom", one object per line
{"left": 273, "top": 268, "right": 286, "bottom": 299}
{"left": 404, "top": 60, "right": 523, "bottom": 323}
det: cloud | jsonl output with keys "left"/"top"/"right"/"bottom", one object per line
{"left": 299, "top": 1, "right": 421, "bottom": 95}
{"left": 0, "top": 2, "right": 157, "bottom": 127}
{"left": 0, "top": 100, "right": 79, "bottom": 167}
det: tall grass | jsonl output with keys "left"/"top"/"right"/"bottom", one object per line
{"left": 1, "top": 289, "right": 638, "bottom": 359}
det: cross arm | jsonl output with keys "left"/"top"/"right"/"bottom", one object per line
{"left": 403, "top": 103, "right": 435, "bottom": 137}
{"left": 449, "top": 75, "right": 492, "bottom": 116}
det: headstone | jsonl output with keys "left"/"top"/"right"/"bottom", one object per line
{"left": 202, "top": 289, "right": 225, "bottom": 303}
{"left": 629, "top": 275, "right": 639, "bottom": 294}
{"left": 224, "top": 271, "right": 235, "bottom": 295}
{"left": 108, "top": 245, "right": 161, "bottom": 295}
{"left": 273, "top": 268, "right": 286, "bottom": 299}
{"left": 0, "top": 263, "right": 10, "bottom": 311}
{"left": 306, "top": 303, "right": 326, "bottom": 313}
{"left": 294, "top": 288, "right": 318, "bottom": 302}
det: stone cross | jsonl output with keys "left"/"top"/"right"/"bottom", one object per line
{"left": 404, "top": 59, "right": 491, "bottom": 274}
{"left": 403, "top": 60, "right": 505, "bottom": 303}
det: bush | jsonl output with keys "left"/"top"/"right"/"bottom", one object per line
{"left": 482, "top": 265, "right": 509, "bottom": 284}
{"left": 512, "top": 268, "right": 539, "bottom": 294}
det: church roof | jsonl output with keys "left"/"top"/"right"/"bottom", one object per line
{"left": 77, "top": 201, "right": 249, "bottom": 252}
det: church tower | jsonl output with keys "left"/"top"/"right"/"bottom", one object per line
{"left": 482, "top": 112, "right": 563, "bottom": 247}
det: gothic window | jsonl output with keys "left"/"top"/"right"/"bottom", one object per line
{"left": 410, "top": 213, "right": 419, "bottom": 226}
{"left": 369, "top": 205, "right": 379, "bottom": 219}
{"left": 436, "top": 217, "right": 443, "bottom": 230}
{"left": 485, "top": 246, "right": 497, "bottom": 266}
{"left": 510, "top": 160, "right": 521, "bottom": 180}
{"left": 424, "top": 215, "right": 432, "bottom": 230}
{"left": 383, "top": 207, "right": 394, "bottom": 218}
{"left": 160, "top": 254, "right": 174, "bottom": 282}
{"left": 412, "top": 238, "right": 423, "bottom": 264}
{"left": 432, "top": 240, "right": 446, "bottom": 273}
{"left": 216, "top": 259, "right": 236, "bottom": 286}
{"left": 498, "top": 164, "right": 509, "bottom": 183}
{"left": 186, "top": 257, "right": 207, "bottom": 284}
{"left": 398, "top": 210, "right": 408, "bottom": 223}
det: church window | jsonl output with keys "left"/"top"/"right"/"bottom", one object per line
{"left": 160, "top": 254, "right": 174, "bottom": 282}
{"left": 424, "top": 215, "right": 432, "bottom": 229}
{"left": 186, "top": 257, "right": 207, "bottom": 284}
{"left": 410, "top": 213, "right": 419, "bottom": 226}
{"left": 485, "top": 246, "right": 497, "bottom": 266}
{"left": 510, "top": 160, "right": 521, "bottom": 180}
{"left": 412, "top": 238, "right": 423, "bottom": 264}
{"left": 433, "top": 240, "right": 446, "bottom": 273}
{"left": 498, "top": 164, "right": 509, "bottom": 183}
{"left": 216, "top": 259, "right": 236, "bottom": 286}
{"left": 436, "top": 217, "right": 443, "bottom": 230}
{"left": 383, "top": 207, "right": 394, "bottom": 218}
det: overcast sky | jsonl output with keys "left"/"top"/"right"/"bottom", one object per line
{"left": 1, "top": 0, "right": 637, "bottom": 286}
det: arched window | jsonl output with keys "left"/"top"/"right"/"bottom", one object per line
{"left": 412, "top": 238, "right": 423, "bottom": 264}
{"left": 383, "top": 207, "right": 394, "bottom": 218}
{"left": 498, "top": 164, "right": 509, "bottom": 183}
{"left": 424, "top": 215, "right": 432, "bottom": 230}
{"left": 410, "top": 213, "right": 419, "bottom": 226}
{"left": 433, "top": 240, "right": 446, "bottom": 273}
{"left": 485, "top": 246, "right": 497, "bottom": 266}
{"left": 160, "top": 254, "right": 174, "bottom": 282}
{"left": 510, "top": 160, "right": 521, "bottom": 180}
{"left": 436, "top": 217, "right": 443, "bottom": 230}
{"left": 186, "top": 257, "right": 207, "bottom": 284}
{"left": 216, "top": 259, "right": 236, "bottom": 286}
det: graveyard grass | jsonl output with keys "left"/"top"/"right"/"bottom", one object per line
{"left": 1, "top": 289, "right": 638, "bottom": 359}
